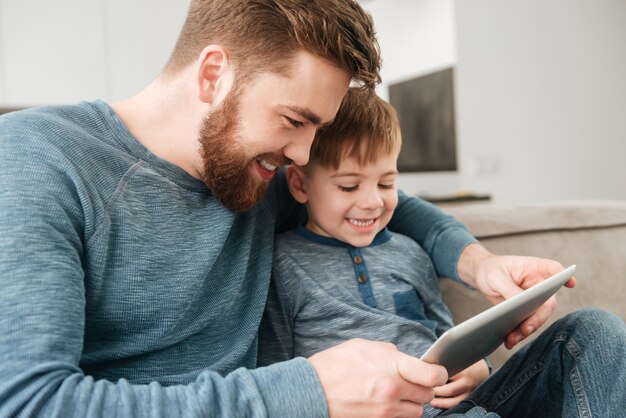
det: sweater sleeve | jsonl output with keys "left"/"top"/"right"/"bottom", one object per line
{"left": 0, "top": 125, "right": 327, "bottom": 417}
{"left": 387, "top": 191, "right": 478, "bottom": 281}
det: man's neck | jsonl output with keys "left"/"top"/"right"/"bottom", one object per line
{"left": 110, "top": 71, "right": 205, "bottom": 180}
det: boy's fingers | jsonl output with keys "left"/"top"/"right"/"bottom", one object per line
{"left": 433, "top": 379, "right": 464, "bottom": 398}
{"left": 430, "top": 394, "right": 467, "bottom": 409}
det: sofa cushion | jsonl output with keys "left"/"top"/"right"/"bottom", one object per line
{"left": 442, "top": 200, "right": 626, "bottom": 239}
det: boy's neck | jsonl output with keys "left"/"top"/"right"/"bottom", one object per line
{"left": 298, "top": 223, "right": 391, "bottom": 248}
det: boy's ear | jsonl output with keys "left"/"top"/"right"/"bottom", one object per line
{"left": 196, "top": 45, "right": 234, "bottom": 105}
{"left": 286, "top": 165, "right": 308, "bottom": 204}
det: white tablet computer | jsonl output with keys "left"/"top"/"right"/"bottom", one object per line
{"left": 421, "top": 265, "right": 576, "bottom": 376}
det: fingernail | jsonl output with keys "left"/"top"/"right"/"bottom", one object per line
{"left": 526, "top": 325, "right": 535, "bottom": 335}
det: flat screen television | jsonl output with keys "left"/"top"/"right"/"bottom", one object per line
{"left": 388, "top": 68, "right": 457, "bottom": 173}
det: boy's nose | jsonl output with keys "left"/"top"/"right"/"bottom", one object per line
{"left": 359, "top": 187, "right": 384, "bottom": 209}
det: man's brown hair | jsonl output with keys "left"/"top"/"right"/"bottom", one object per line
{"left": 307, "top": 88, "right": 401, "bottom": 170}
{"left": 164, "top": 0, "right": 381, "bottom": 90}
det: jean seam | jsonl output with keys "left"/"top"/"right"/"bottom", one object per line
{"left": 565, "top": 336, "right": 592, "bottom": 418}
{"left": 482, "top": 360, "right": 545, "bottom": 410}
{"left": 484, "top": 334, "right": 566, "bottom": 411}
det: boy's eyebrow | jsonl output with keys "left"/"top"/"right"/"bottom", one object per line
{"left": 331, "top": 172, "right": 361, "bottom": 178}
{"left": 331, "top": 170, "right": 399, "bottom": 178}
{"left": 285, "top": 105, "right": 334, "bottom": 128}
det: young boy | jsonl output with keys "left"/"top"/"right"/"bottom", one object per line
{"left": 259, "top": 89, "right": 490, "bottom": 415}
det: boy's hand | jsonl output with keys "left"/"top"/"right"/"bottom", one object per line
{"left": 430, "top": 360, "right": 490, "bottom": 410}
{"left": 309, "top": 338, "right": 448, "bottom": 418}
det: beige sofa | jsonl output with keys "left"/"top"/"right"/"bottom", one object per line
{"left": 438, "top": 200, "right": 626, "bottom": 369}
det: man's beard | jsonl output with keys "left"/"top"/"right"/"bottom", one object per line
{"left": 199, "top": 91, "right": 290, "bottom": 212}
{"left": 198, "top": 91, "right": 272, "bottom": 212}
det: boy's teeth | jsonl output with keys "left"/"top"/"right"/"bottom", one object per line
{"left": 259, "top": 159, "right": 277, "bottom": 171}
{"left": 349, "top": 218, "right": 375, "bottom": 227}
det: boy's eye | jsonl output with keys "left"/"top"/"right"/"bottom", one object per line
{"left": 338, "top": 185, "right": 358, "bottom": 192}
{"left": 379, "top": 183, "right": 395, "bottom": 190}
{"left": 285, "top": 116, "right": 304, "bottom": 128}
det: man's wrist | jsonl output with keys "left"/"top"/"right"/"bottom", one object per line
{"left": 253, "top": 357, "right": 329, "bottom": 418}
{"left": 457, "top": 243, "right": 493, "bottom": 287}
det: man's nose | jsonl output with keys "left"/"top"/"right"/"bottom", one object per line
{"left": 283, "top": 128, "right": 316, "bottom": 166}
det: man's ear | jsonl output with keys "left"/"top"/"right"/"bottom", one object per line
{"left": 286, "top": 165, "right": 308, "bottom": 204}
{"left": 196, "top": 45, "right": 234, "bottom": 105}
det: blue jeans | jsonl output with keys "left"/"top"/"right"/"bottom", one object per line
{"left": 440, "top": 308, "right": 626, "bottom": 417}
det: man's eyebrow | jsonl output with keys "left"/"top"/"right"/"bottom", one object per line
{"left": 285, "top": 106, "right": 333, "bottom": 127}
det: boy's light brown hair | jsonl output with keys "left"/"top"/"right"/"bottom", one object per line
{"left": 164, "top": 0, "right": 381, "bottom": 91}
{"left": 307, "top": 88, "right": 402, "bottom": 170}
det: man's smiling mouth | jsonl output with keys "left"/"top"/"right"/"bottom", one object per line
{"left": 258, "top": 159, "right": 277, "bottom": 172}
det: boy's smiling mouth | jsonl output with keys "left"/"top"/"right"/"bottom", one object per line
{"left": 348, "top": 218, "right": 377, "bottom": 227}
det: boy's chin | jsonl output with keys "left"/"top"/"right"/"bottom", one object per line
{"left": 345, "top": 235, "right": 377, "bottom": 248}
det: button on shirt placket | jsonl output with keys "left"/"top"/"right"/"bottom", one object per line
{"left": 349, "top": 248, "right": 377, "bottom": 308}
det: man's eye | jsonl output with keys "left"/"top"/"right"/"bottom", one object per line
{"left": 338, "top": 185, "right": 358, "bottom": 192}
{"left": 286, "top": 116, "right": 304, "bottom": 128}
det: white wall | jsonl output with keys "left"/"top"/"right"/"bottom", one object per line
{"left": 454, "top": 0, "right": 626, "bottom": 203}
{"left": 103, "top": 0, "right": 190, "bottom": 102}
{"left": 0, "top": 0, "right": 189, "bottom": 107}
{"left": 0, "top": 1, "right": 5, "bottom": 104}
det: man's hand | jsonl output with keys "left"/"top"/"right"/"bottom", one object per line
{"left": 309, "top": 339, "right": 448, "bottom": 418}
{"left": 458, "top": 244, "right": 576, "bottom": 349}
{"left": 430, "top": 360, "right": 490, "bottom": 410}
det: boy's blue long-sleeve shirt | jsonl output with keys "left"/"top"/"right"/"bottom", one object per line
{"left": 0, "top": 101, "right": 476, "bottom": 417}
{"left": 259, "top": 227, "right": 457, "bottom": 418}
